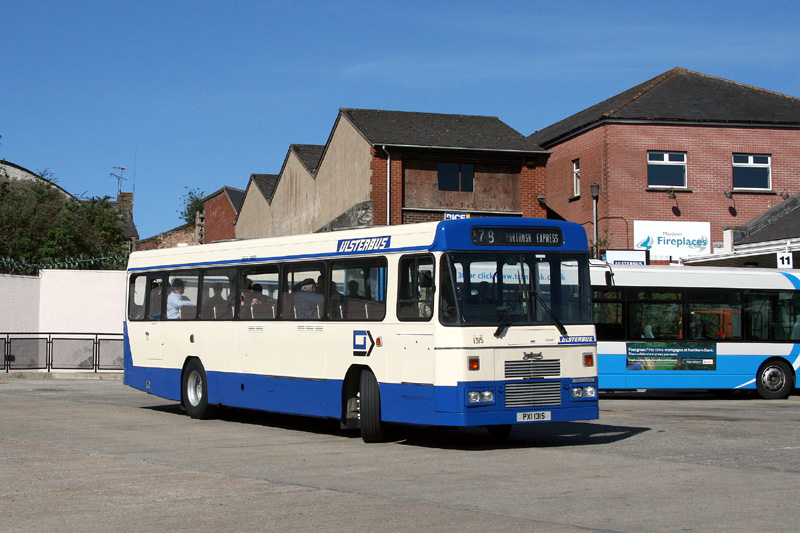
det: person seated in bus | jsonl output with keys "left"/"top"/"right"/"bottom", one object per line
{"left": 293, "top": 278, "right": 324, "bottom": 319}
{"left": 347, "top": 280, "right": 361, "bottom": 299}
{"left": 204, "top": 283, "right": 226, "bottom": 310}
{"left": 203, "top": 283, "right": 232, "bottom": 319}
{"left": 642, "top": 324, "right": 655, "bottom": 338}
{"left": 167, "top": 279, "right": 196, "bottom": 319}
{"left": 249, "top": 284, "right": 271, "bottom": 304}
{"left": 476, "top": 281, "right": 493, "bottom": 305}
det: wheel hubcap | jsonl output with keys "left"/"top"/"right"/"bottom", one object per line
{"left": 761, "top": 366, "right": 786, "bottom": 392}
{"left": 187, "top": 370, "right": 203, "bottom": 406}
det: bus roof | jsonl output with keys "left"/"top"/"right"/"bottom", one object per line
{"left": 128, "top": 218, "right": 589, "bottom": 272}
{"left": 591, "top": 262, "right": 800, "bottom": 291}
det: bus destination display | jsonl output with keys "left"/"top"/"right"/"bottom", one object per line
{"left": 470, "top": 227, "right": 563, "bottom": 246}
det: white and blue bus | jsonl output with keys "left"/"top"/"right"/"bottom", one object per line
{"left": 124, "top": 218, "right": 599, "bottom": 442}
{"left": 591, "top": 263, "right": 800, "bottom": 399}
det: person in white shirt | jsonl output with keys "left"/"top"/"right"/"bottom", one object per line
{"left": 167, "top": 279, "right": 196, "bottom": 319}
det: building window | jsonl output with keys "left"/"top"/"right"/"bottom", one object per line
{"left": 438, "top": 163, "right": 474, "bottom": 192}
{"left": 647, "top": 152, "right": 686, "bottom": 188}
{"left": 572, "top": 159, "right": 580, "bottom": 197}
{"left": 733, "top": 154, "right": 771, "bottom": 190}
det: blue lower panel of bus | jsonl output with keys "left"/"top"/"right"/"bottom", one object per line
{"left": 381, "top": 381, "right": 598, "bottom": 426}
{"left": 125, "top": 363, "right": 598, "bottom": 427}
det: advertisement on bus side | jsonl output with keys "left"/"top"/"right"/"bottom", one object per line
{"left": 626, "top": 342, "right": 717, "bottom": 371}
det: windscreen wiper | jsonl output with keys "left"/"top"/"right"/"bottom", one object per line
{"left": 528, "top": 285, "right": 568, "bottom": 337}
{"left": 493, "top": 287, "right": 523, "bottom": 338}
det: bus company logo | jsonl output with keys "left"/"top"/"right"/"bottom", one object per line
{"left": 353, "top": 330, "right": 375, "bottom": 357}
{"left": 523, "top": 351, "right": 543, "bottom": 360}
{"left": 637, "top": 236, "right": 653, "bottom": 250}
{"left": 559, "top": 336, "right": 595, "bottom": 344}
{"left": 337, "top": 236, "right": 391, "bottom": 253}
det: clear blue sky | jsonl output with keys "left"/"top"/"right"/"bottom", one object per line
{"left": 3, "top": 0, "right": 799, "bottom": 239}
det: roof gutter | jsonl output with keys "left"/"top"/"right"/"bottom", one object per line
{"left": 375, "top": 143, "right": 548, "bottom": 155}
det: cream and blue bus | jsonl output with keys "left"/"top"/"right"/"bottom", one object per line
{"left": 124, "top": 218, "right": 599, "bottom": 442}
{"left": 592, "top": 263, "right": 800, "bottom": 399}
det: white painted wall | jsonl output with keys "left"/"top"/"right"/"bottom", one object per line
{"left": 0, "top": 270, "right": 126, "bottom": 334}
{"left": 0, "top": 274, "right": 41, "bottom": 332}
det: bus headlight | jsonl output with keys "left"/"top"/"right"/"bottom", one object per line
{"left": 467, "top": 390, "right": 495, "bottom": 404}
{"left": 571, "top": 386, "right": 597, "bottom": 399}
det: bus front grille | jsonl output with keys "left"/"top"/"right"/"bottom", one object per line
{"left": 505, "top": 382, "right": 562, "bottom": 408}
{"left": 505, "top": 360, "right": 561, "bottom": 379}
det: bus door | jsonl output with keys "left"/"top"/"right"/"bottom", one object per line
{"left": 236, "top": 265, "right": 280, "bottom": 374}
{"left": 278, "top": 263, "right": 327, "bottom": 379}
{"left": 397, "top": 256, "right": 436, "bottom": 385}
{"left": 127, "top": 272, "right": 167, "bottom": 361}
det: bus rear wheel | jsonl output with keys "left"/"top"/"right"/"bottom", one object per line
{"left": 359, "top": 369, "right": 386, "bottom": 443}
{"left": 182, "top": 359, "right": 214, "bottom": 419}
{"left": 756, "top": 360, "right": 794, "bottom": 400}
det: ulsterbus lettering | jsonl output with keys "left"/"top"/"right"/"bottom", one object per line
{"left": 337, "top": 236, "right": 391, "bottom": 253}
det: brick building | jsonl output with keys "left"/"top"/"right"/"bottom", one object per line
{"left": 235, "top": 108, "right": 549, "bottom": 238}
{"left": 201, "top": 186, "right": 244, "bottom": 243}
{"left": 136, "top": 222, "right": 199, "bottom": 251}
{"left": 529, "top": 68, "right": 800, "bottom": 261}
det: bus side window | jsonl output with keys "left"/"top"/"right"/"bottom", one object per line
{"left": 745, "top": 293, "right": 774, "bottom": 341}
{"left": 200, "top": 268, "right": 236, "bottom": 320}
{"left": 282, "top": 263, "right": 325, "bottom": 320}
{"left": 147, "top": 274, "right": 165, "bottom": 320}
{"left": 687, "top": 289, "right": 741, "bottom": 340}
{"left": 593, "top": 289, "right": 624, "bottom": 340}
{"left": 397, "top": 255, "right": 434, "bottom": 321}
{"left": 331, "top": 257, "right": 387, "bottom": 321}
{"left": 239, "top": 266, "right": 279, "bottom": 320}
{"left": 628, "top": 290, "right": 682, "bottom": 340}
{"left": 128, "top": 275, "right": 147, "bottom": 321}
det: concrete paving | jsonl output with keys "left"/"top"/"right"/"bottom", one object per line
{"left": 1, "top": 376, "right": 798, "bottom": 532}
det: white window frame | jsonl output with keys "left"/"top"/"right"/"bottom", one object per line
{"left": 732, "top": 153, "right": 771, "bottom": 190}
{"left": 647, "top": 151, "right": 687, "bottom": 188}
{"left": 572, "top": 159, "right": 580, "bottom": 197}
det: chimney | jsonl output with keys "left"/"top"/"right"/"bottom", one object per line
{"left": 117, "top": 192, "right": 133, "bottom": 213}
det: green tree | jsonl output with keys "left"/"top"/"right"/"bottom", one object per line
{"left": 0, "top": 178, "right": 129, "bottom": 274}
{"left": 178, "top": 187, "right": 204, "bottom": 225}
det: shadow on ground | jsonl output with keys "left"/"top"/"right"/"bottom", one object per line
{"left": 145, "top": 402, "right": 647, "bottom": 450}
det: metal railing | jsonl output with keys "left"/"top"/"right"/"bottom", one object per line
{"left": 1, "top": 332, "right": 124, "bottom": 372}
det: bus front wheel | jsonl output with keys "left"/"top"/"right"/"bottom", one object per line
{"left": 182, "top": 359, "right": 214, "bottom": 419}
{"left": 756, "top": 359, "right": 794, "bottom": 400}
{"left": 359, "top": 369, "right": 386, "bottom": 443}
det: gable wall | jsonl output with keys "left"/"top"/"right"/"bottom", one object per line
{"left": 267, "top": 152, "right": 319, "bottom": 237}
{"left": 203, "top": 193, "right": 237, "bottom": 243}
{"left": 545, "top": 123, "right": 800, "bottom": 251}
{"left": 313, "top": 119, "right": 373, "bottom": 229}
{"left": 235, "top": 184, "right": 271, "bottom": 239}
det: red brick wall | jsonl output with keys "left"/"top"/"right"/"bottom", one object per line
{"left": 370, "top": 148, "right": 389, "bottom": 225}
{"left": 520, "top": 164, "right": 549, "bottom": 218}
{"left": 371, "top": 149, "right": 548, "bottom": 226}
{"left": 203, "top": 193, "right": 237, "bottom": 243}
{"left": 136, "top": 225, "right": 197, "bottom": 250}
{"left": 545, "top": 123, "right": 800, "bottom": 250}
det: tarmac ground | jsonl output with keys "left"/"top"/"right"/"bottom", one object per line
{"left": 1, "top": 373, "right": 799, "bottom": 532}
